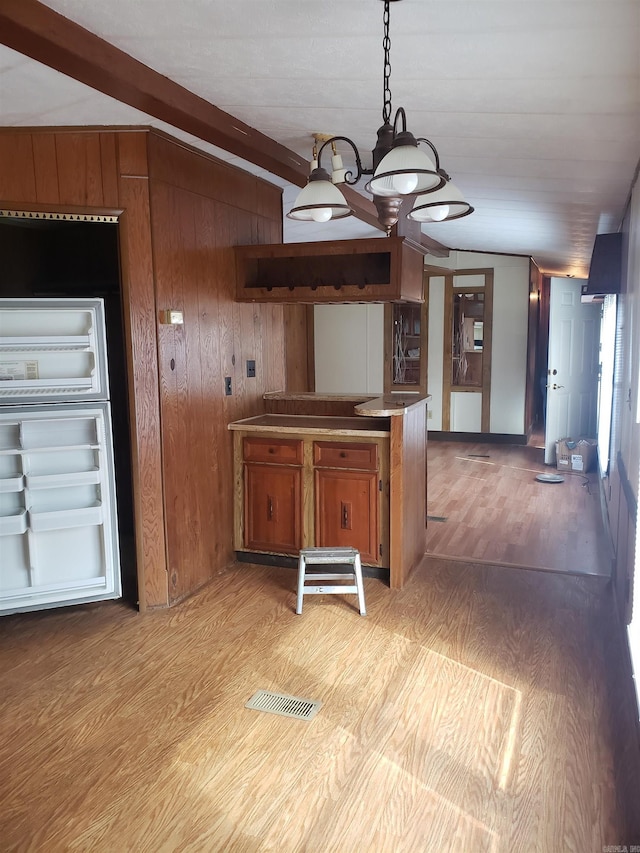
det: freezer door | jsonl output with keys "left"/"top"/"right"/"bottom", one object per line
{"left": 0, "top": 402, "right": 121, "bottom": 614}
{"left": 0, "top": 298, "right": 109, "bottom": 403}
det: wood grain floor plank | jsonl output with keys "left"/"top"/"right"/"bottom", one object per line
{"left": 426, "top": 441, "right": 612, "bottom": 575}
{"left": 0, "top": 559, "right": 636, "bottom": 851}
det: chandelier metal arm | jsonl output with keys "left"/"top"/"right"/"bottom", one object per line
{"left": 392, "top": 106, "right": 407, "bottom": 135}
{"left": 416, "top": 137, "right": 450, "bottom": 179}
{"left": 316, "top": 135, "right": 372, "bottom": 184}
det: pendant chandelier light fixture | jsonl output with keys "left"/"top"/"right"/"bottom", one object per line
{"left": 287, "top": 0, "right": 474, "bottom": 234}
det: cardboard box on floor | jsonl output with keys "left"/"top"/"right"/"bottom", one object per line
{"left": 555, "top": 438, "right": 597, "bottom": 473}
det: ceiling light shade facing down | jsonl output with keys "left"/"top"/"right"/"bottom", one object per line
{"left": 365, "top": 143, "right": 443, "bottom": 196}
{"left": 365, "top": 113, "right": 444, "bottom": 198}
{"left": 287, "top": 164, "right": 353, "bottom": 222}
{"left": 408, "top": 181, "right": 475, "bottom": 223}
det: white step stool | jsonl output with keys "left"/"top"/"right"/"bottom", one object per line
{"left": 296, "top": 547, "right": 366, "bottom": 616}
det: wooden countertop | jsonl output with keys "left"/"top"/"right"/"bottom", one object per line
{"left": 228, "top": 413, "right": 390, "bottom": 437}
{"left": 355, "top": 393, "right": 431, "bottom": 417}
{"left": 263, "top": 391, "right": 376, "bottom": 403}
{"left": 262, "top": 391, "right": 431, "bottom": 418}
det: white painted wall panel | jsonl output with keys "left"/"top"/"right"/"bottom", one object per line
{"left": 427, "top": 276, "right": 445, "bottom": 431}
{"left": 451, "top": 391, "right": 482, "bottom": 432}
{"left": 314, "top": 304, "right": 384, "bottom": 394}
{"left": 489, "top": 256, "right": 530, "bottom": 434}
{"left": 426, "top": 251, "right": 530, "bottom": 435}
{"left": 314, "top": 250, "right": 529, "bottom": 433}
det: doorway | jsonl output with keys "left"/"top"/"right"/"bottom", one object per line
{"left": 0, "top": 214, "right": 137, "bottom": 604}
{"left": 544, "top": 277, "right": 601, "bottom": 464}
{"left": 441, "top": 269, "right": 494, "bottom": 433}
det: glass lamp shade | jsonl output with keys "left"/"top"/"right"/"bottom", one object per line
{"left": 408, "top": 181, "right": 474, "bottom": 222}
{"left": 287, "top": 173, "right": 353, "bottom": 221}
{"left": 365, "top": 144, "right": 443, "bottom": 197}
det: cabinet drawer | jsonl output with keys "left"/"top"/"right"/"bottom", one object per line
{"left": 313, "top": 441, "right": 378, "bottom": 471}
{"left": 243, "top": 436, "right": 303, "bottom": 465}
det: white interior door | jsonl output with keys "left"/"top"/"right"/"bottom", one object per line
{"left": 544, "top": 278, "right": 601, "bottom": 463}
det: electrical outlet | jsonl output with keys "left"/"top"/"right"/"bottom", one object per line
{"left": 246, "top": 359, "right": 256, "bottom": 378}
{"left": 427, "top": 409, "right": 433, "bottom": 419}
{"left": 224, "top": 376, "right": 232, "bottom": 396}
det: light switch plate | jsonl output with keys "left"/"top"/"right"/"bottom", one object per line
{"left": 160, "top": 309, "right": 184, "bottom": 325}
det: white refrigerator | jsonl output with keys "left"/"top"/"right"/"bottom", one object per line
{"left": 0, "top": 298, "right": 121, "bottom": 614}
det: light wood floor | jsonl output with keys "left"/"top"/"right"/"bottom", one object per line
{"left": 1, "top": 558, "right": 638, "bottom": 852}
{"left": 426, "top": 440, "right": 612, "bottom": 576}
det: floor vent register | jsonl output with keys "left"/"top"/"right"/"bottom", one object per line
{"left": 245, "top": 690, "right": 322, "bottom": 721}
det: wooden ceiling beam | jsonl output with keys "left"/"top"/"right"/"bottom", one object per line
{"left": 0, "top": 0, "right": 310, "bottom": 185}
{"left": 0, "top": 0, "right": 452, "bottom": 249}
{"left": 395, "top": 198, "right": 451, "bottom": 257}
{"left": 341, "top": 186, "right": 385, "bottom": 231}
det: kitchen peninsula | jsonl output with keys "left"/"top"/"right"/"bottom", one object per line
{"left": 229, "top": 393, "right": 429, "bottom": 588}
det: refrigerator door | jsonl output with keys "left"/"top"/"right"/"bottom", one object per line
{"left": 0, "top": 298, "right": 109, "bottom": 403}
{"left": 0, "top": 403, "right": 121, "bottom": 614}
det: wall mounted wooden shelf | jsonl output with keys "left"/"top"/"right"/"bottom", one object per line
{"left": 234, "top": 237, "right": 424, "bottom": 303}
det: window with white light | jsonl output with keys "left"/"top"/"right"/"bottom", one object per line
{"left": 629, "top": 460, "right": 640, "bottom": 720}
{"left": 597, "top": 295, "right": 617, "bottom": 475}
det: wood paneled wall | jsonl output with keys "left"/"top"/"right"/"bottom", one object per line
{"left": 147, "top": 134, "right": 284, "bottom": 604}
{"left": 283, "top": 305, "right": 314, "bottom": 392}
{"left": 0, "top": 127, "right": 292, "bottom": 608}
{"left": 389, "top": 403, "right": 427, "bottom": 587}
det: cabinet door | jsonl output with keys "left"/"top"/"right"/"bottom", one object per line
{"left": 384, "top": 301, "right": 427, "bottom": 394}
{"left": 314, "top": 469, "right": 380, "bottom": 564}
{"left": 244, "top": 464, "right": 302, "bottom": 554}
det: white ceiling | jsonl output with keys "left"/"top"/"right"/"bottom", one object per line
{"left": 1, "top": 0, "right": 639, "bottom": 275}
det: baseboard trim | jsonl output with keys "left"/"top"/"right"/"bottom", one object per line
{"left": 235, "top": 550, "right": 390, "bottom": 583}
{"left": 426, "top": 551, "right": 612, "bottom": 579}
{"left": 429, "top": 431, "right": 528, "bottom": 445}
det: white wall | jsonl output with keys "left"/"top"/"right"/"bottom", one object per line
{"left": 620, "top": 180, "right": 640, "bottom": 497}
{"left": 313, "top": 250, "right": 530, "bottom": 433}
{"left": 427, "top": 277, "right": 445, "bottom": 430}
{"left": 489, "top": 255, "right": 531, "bottom": 433}
{"left": 314, "top": 303, "right": 384, "bottom": 393}
{"left": 451, "top": 391, "right": 482, "bottom": 431}
{"left": 614, "top": 168, "right": 640, "bottom": 716}
{"left": 426, "top": 251, "right": 530, "bottom": 434}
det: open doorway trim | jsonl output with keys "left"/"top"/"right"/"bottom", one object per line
{"left": 442, "top": 268, "right": 494, "bottom": 433}
{"left": 0, "top": 203, "right": 147, "bottom": 610}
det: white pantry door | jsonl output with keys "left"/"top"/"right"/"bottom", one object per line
{"left": 544, "top": 278, "right": 601, "bottom": 464}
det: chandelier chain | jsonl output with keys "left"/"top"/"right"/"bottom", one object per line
{"left": 382, "top": 1, "right": 392, "bottom": 125}
{"left": 287, "top": 0, "right": 473, "bottom": 228}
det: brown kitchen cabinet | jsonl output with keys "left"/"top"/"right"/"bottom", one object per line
{"left": 231, "top": 400, "right": 429, "bottom": 588}
{"left": 242, "top": 437, "right": 303, "bottom": 554}
{"left": 384, "top": 301, "right": 428, "bottom": 394}
{"left": 313, "top": 440, "right": 380, "bottom": 563}
{"left": 234, "top": 237, "right": 424, "bottom": 303}
{"left": 231, "top": 417, "right": 390, "bottom": 568}
{"left": 244, "top": 464, "right": 302, "bottom": 554}
{"left": 314, "top": 470, "right": 380, "bottom": 563}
